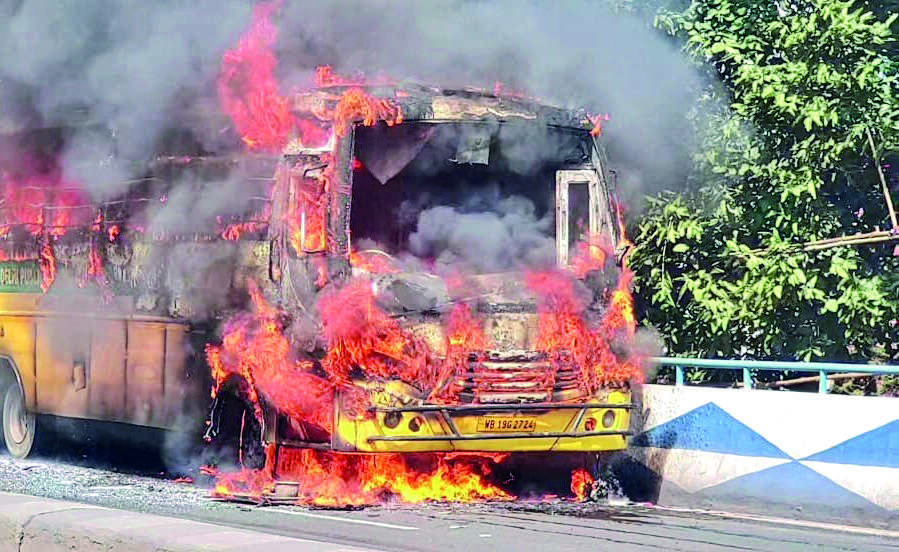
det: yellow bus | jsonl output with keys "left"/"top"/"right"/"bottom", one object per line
{"left": 1, "top": 84, "right": 637, "bottom": 471}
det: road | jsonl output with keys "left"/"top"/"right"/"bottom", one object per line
{"left": 0, "top": 453, "right": 897, "bottom": 551}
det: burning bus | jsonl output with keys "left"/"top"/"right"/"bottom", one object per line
{"left": 204, "top": 81, "right": 642, "bottom": 464}
{"left": 0, "top": 78, "right": 641, "bottom": 500}
{"left": 0, "top": 2, "right": 644, "bottom": 503}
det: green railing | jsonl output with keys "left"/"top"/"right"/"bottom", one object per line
{"left": 651, "top": 357, "right": 899, "bottom": 394}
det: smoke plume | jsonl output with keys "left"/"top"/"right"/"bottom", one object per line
{"left": 408, "top": 196, "right": 556, "bottom": 273}
{"left": 0, "top": 0, "right": 252, "bottom": 197}
{"left": 276, "top": 0, "right": 702, "bottom": 205}
{"left": 1, "top": 1, "right": 700, "bottom": 206}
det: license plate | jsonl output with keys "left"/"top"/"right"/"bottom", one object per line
{"left": 476, "top": 416, "right": 537, "bottom": 433}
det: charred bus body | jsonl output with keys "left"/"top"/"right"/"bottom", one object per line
{"left": 0, "top": 84, "right": 637, "bottom": 465}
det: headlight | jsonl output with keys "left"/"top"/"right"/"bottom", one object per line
{"left": 602, "top": 410, "right": 616, "bottom": 428}
{"left": 408, "top": 416, "right": 425, "bottom": 432}
{"left": 384, "top": 411, "right": 402, "bottom": 429}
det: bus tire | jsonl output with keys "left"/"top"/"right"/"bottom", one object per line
{"left": 2, "top": 383, "right": 36, "bottom": 459}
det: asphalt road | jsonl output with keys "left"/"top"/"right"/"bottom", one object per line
{"left": 1, "top": 452, "right": 896, "bottom": 552}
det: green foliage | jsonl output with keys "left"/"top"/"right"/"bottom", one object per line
{"left": 632, "top": 0, "right": 899, "bottom": 362}
{"left": 881, "top": 375, "right": 899, "bottom": 396}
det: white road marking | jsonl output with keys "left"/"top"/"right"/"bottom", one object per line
{"left": 655, "top": 506, "right": 899, "bottom": 539}
{"left": 271, "top": 508, "right": 419, "bottom": 531}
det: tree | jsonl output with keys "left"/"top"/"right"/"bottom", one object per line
{"left": 631, "top": 0, "right": 899, "bottom": 362}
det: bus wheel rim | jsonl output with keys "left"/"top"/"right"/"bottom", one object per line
{"left": 7, "top": 390, "right": 27, "bottom": 444}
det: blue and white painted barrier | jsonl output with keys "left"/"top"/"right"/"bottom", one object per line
{"left": 623, "top": 383, "right": 899, "bottom": 528}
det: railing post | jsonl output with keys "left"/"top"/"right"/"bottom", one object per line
{"left": 675, "top": 365, "right": 684, "bottom": 386}
{"left": 818, "top": 370, "right": 828, "bottom": 394}
{"left": 743, "top": 366, "right": 752, "bottom": 390}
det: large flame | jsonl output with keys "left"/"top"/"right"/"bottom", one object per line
{"left": 206, "top": 262, "right": 642, "bottom": 505}
{"left": 429, "top": 303, "right": 490, "bottom": 403}
{"left": 214, "top": 448, "right": 511, "bottom": 507}
{"left": 526, "top": 266, "right": 641, "bottom": 396}
{"left": 0, "top": 159, "right": 94, "bottom": 292}
{"left": 207, "top": 281, "right": 334, "bottom": 429}
{"left": 218, "top": 0, "right": 295, "bottom": 152}
{"left": 318, "top": 279, "right": 433, "bottom": 386}
{"left": 206, "top": 282, "right": 518, "bottom": 506}
{"left": 0, "top": 169, "right": 85, "bottom": 238}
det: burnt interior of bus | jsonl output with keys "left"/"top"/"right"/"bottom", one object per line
{"left": 350, "top": 122, "right": 594, "bottom": 273}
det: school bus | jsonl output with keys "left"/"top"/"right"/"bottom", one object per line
{"left": 0, "top": 84, "right": 636, "bottom": 466}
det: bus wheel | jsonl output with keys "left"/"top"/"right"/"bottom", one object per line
{"left": 2, "top": 384, "right": 36, "bottom": 459}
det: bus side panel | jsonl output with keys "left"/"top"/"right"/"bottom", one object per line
{"left": 88, "top": 319, "right": 127, "bottom": 422}
{"left": 162, "top": 324, "right": 194, "bottom": 429}
{"left": 35, "top": 318, "right": 90, "bottom": 417}
{"left": 125, "top": 321, "right": 166, "bottom": 428}
{"left": 0, "top": 316, "right": 36, "bottom": 410}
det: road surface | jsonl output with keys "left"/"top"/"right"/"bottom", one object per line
{"left": 0, "top": 453, "right": 896, "bottom": 551}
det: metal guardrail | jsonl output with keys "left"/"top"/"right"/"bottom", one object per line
{"left": 652, "top": 357, "right": 899, "bottom": 394}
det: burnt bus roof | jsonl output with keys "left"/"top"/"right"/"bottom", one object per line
{"left": 0, "top": 83, "right": 594, "bottom": 146}
{"left": 293, "top": 84, "right": 595, "bottom": 132}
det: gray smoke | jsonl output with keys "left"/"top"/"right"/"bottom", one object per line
{"left": 0, "top": 0, "right": 252, "bottom": 198}
{"left": 143, "top": 174, "right": 260, "bottom": 235}
{"left": 278, "top": 0, "right": 702, "bottom": 206}
{"left": 408, "top": 195, "right": 555, "bottom": 273}
{"left": 1, "top": 0, "right": 700, "bottom": 208}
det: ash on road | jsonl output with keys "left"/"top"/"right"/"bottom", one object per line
{"left": 0, "top": 453, "right": 895, "bottom": 552}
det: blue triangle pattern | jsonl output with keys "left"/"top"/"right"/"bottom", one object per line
{"left": 802, "top": 419, "right": 899, "bottom": 468}
{"left": 632, "top": 402, "right": 790, "bottom": 458}
{"left": 701, "top": 460, "right": 885, "bottom": 514}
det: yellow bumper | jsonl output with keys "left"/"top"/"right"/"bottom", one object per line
{"left": 332, "top": 390, "right": 633, "bottom": 453}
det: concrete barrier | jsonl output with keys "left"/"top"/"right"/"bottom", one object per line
{"left": 621, "top": 384, "right": 899, "bottom": 529}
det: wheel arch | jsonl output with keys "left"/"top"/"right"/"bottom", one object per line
{"left": 208, "top": 374, "right": 274, "bottom": 443}
{"left": 0, "top": 355, "right": 25, "bottom": 404}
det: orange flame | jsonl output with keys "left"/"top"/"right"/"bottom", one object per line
{"left": 218, "top": 0, "right": 294, "bottom": 152}
{"left": 206, "top": 281, "right": 334, "bottom": 429}
{"left": 221, "top": 220, "right": 267, "bottom": 241}
{"left": 209, "top": 4, "right": 642, "bottom": 508}
{"left": 87, "top": 246, "right": 105, "bottom": 282}
{"left": 430, "top": 303, "right": 489, "bottom": 402}
{"left": 1, "top": 165, "right": 87, "bottom": 238}
{"left": 588, "top": 113, "right": 610, "bottom": 137}
{"left": 569, "top": 234, "right": 610, "bottom": 279}
{"left": 0, "top": 160, "right": 92, "bottom": 293}
{"left": 331, "top": 88, "right": 403, "bottom": 137}
{"left": 214, "top": 449, "right": 511, "bottom": 507}
{"left": 349, "top": 249, "right": 400, "bottom": 275}
{"left": 315, "top": 65, "right": 366, "bottom": 87}
{"left": 287, "top": 165, "right": 330, "bottom": 255}
{"left": 38, "top": 241, "right": 56, "bottom": 293}
{"left": 571, "top": 468, "right": 594, "bottom": 501}
{"left": 318, "top": 279, "right": 432, "bottom": 386}
{"left": 284, "top": 89, "right": 402, "bottom": 257}
{"left": 85, "top": 212, "right": 109, "bottom": 290}
{"left": 526, "top": 266, "right": 642, "bottom": 395}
